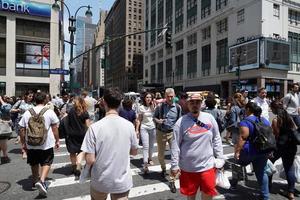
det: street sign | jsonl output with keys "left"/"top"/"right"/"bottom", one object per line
{"left": 49, "top": 69, "right": 70, "bottom": 75}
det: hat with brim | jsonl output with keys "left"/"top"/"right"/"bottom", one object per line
{"left": 186, "top": 92, "right": 203, "bottom": 101}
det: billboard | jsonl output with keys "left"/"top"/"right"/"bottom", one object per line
{"left": 16, "top": 43, "right": 50, "bottom": 69}
{"left": 264, "top": 39, "right": 290, "bottom": 70}
{"left": 0, "top": 0, "right": 51, "bottom": 18}
{"left": 229, "top": 39, "right": 259, "bottom": 71}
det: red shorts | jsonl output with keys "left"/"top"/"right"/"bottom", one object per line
{"left": 179, "top": 168, "right": 217, "bottom": 196}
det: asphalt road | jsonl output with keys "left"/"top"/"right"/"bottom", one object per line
{"left": 1, "top": 112, "right": 300, "bottom": 200}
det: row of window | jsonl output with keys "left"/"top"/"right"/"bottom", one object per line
{"left": 146, "top": 38, "right": 229, "bottom": 81}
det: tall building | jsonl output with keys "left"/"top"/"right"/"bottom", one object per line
{"left": 105, "top": 0, "right": 144, "bottom": 92}
{"left": 144, "top": 0, "right": 300, "bottom": 98}
{"left": 90, "top": 10, "right": 107, "bottom": 96}
{"left": 74, "top": 16, "right": 96, "bottom": 89}
{"left": 0, "top": 0, "right": 64, "bottom": 96}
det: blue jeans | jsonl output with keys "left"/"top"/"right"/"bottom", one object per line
{"left": 292, "top": 115, "right": 300, "bottom": 128}
{"left": 251, "top": 154, "right": 269, "bottom": 200}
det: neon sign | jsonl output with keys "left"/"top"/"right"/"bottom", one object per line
{"left": 0, "top": 0, "right": 51, "bottom": 18}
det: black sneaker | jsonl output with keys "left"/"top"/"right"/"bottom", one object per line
{"left": 161, "top": 169, "right": 167, "bottom": 178}
{"left": 35, "top": 181, "right": 48, "bottom": 197}
{"left": 169, "top": 181, "right": 177, "bottom": 193}
{"left": 1, "top": 156, "right": 11, "bottom": 164}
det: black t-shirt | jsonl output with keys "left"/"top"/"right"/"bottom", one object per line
{"left": 65, "top": 108, "right": 89, "bottom": 136}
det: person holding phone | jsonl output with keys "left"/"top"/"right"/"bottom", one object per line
{"left": 137, "top": 92, "right": 156, "bottom": 174}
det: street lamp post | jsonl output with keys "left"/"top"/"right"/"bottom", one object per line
{"left": 52, "top": 0, "right": 92, "bottom": 91}
{"left": 232, "top": 47, "right": 246, "bottom": 91}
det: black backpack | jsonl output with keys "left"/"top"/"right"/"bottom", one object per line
{"left": 245, "top": 118, "right": 277, "bottom": 153}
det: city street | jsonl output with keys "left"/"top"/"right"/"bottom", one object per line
{"left": 1, "top": 123, "right": 300, "bottom": 200}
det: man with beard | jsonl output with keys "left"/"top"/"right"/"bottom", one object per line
{"left": 171, "top": 92, "right": 224, "bottom": 200}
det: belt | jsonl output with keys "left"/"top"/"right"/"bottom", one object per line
{"left": 157, "top": 128, "right": 173, "bottom": 133}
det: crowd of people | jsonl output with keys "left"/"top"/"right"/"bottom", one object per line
{"left": 0, "top": 84, "right": 299, "bottom": 200}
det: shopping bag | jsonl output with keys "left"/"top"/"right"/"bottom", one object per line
{"left": 0, "top": 120, "right": 12, "bottom": 138}
{"left": 279, "top": 163, "right": 286, "bottom": 180}
{"left": 294, "top": 155, "right": 300, "bottom": 183}
{"left": 216, "top": 169, "right": 231, "bottom": 189}
{"left": 266, "top": 159, "right": 277, "bottom": 176}
{"left": 79, "top": 164, "right": 91, "bottom": 184}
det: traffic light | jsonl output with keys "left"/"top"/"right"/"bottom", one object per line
{"left": 235, "top": 67, "right": 240, "bottom": 77}
{"left": 165, "top": 31, "right": 172, "bottom": 49}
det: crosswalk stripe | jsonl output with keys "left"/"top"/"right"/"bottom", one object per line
{"left": 59, "top": 143, "right": 230, "bottom": 149}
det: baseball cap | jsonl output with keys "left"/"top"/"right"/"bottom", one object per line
{"left": 186, "top": 92, "right": 203, "bottom": 101}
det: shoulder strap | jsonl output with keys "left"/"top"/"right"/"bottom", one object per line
{"left": 176, "top": 103, "right": 180, "bottom": 120}
{"left": 38, "top": 107, "right": 49, "bottom": 117}
{"left": 159, "top": 103, "right": 164, "bottom": 119}
{"left": 28, "top": 108, "right": 37, "bottom": 117}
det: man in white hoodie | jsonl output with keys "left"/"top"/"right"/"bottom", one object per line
{"left": 171, "top": 92, "right": 224, "bottom": 200}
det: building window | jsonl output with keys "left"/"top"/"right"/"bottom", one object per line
{"left": 0, "top": 16, "right": 6, "bottom": 34}
{"left": 150, "top": 0, "right": 156, "bottom": 47}
{"left": 187, "top": 49, "right": 197, "bottom": 78}
{"left": 151, "top": 52, "right": 156, "bottom": 61}
{"left": 175, "top": 54, "right": 183, "bottom": 80}
{"left": 157, "top": 62, "right": 163, "bottom": 83}
{"left": 0, "top": 38, "right": 6, "bottom": 75}
{"left": 165, "top": 58, "right": 173, "bottom": 82}
{"left": 289, "top": 9, "right": 300, "bottom": 26}
{"left": 187, "top": 33, "right": 197, "bottom": 47}
{"left": 216, "top": 0, "right": 227, "bottom": 11}
{"left": 165, "top": 0, "right": 173, "bottom": 34}
{"left": 288, "top": 32, "right": 300, "bottom": 72}
{"left": 187, "top": 0, "right": 197, "bottom": 27}
{"left": 157, "top": 49, "right": 163, "bottom": 58}
{"left": 16, "top": 19, "right": 50, "bottom": 38}
{"left": 202, "top": 26, "right": 211, "bottom": 40}
{"left": 176, "top": 40, "right": 184, "bottom": 51}
{"left": 157, "top": 0, "right": 164, "bottom": 44}
{"left": 237, "top": 9, "right": 245, "bottom": 24}
{"left": 216, "top": 18, "right": 228, "bottom": 34}
{"left": 202, "top": 44, "right": 211, "bottom": 76}
{"left": 16, "top": 41, "right": 50, "bottom": 77}
{"left": 175, "top": 0, "right": 184, "bottom": 33}
{"left": 150, "top": 64, "right": 156, "bottom": 82}
{"left": 0, "top": 82, "right": 5, "bottom": 95}
{"left": 201, "top": 0, "right": 211, "bottom": 19}
{"left": 216, "top": 38, "right": 228, "bottom": 74}
{"left": 145, "top": 69, "right": 148, "bottom": 77}
{"left": 273, "top": 4, "right": 280, "bottom": 18}
{"left": 145, "top": 56, "right": 148, "bottom": 63}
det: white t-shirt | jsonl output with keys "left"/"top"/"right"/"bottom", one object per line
{"left": 81, "top": 115, "right": 138, "bottom": 193}
{"left": 138, "top": 105, "right": 155, "bottom": 129}
{"left": 19, "top": 105, "right": 59, "bottom": 150}
{"left": 253, "top": 97, "right": 269, "bottom": 121}
{"left": 84, "top": 96, "right": 97, "bottom": 114}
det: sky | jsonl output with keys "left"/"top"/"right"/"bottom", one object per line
{"left": 63, "top": 0, "right": 114, "bottom": 70}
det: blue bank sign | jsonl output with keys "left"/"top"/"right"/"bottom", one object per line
{"left": 0, "top": 0, "right": 51, "bottom": 18}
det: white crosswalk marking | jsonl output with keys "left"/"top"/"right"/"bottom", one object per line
{"left": 45, "top": 139, "right": 299, "bottom": 200}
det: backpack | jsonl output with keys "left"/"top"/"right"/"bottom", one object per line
{"left": 26, "top": 107, "right": 49, "bottom": 146}
{"left": 245, "top": 118, "right": 277, "bottom": 153}
{"left": 203, "top": 108, "right": 225, "bottom": 133}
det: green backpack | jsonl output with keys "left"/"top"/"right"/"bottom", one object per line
{"left": 26, "top": 107, "right": 49, "bottom": 146}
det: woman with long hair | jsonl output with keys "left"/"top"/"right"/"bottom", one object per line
{"left": 10, "top": 91, "right": 34, "bottom": 158}
{"left": 137, "top": 92, "right": 156, "bottom": 174}
{"left": 63, "top": 97, "right": 90, "bottom": 179}
{"left": 270, "top": 100, "right": 297, "bottom": 200}
{"left": 227, "top": 93, "right": 246, "bottom": 146}
{"left": 235, "top": 102, "right": 270, "bottom": 200}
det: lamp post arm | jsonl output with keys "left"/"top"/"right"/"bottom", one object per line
{"left": 75, "top": 6, "right": 91, "bottom": 18}
{"left": 55, "top": 0, "right": 71, "bottom": 18}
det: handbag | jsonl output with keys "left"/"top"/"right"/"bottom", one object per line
{"left": 290, "top": 128, "right": 300, "bottom": 145}
{"left": 0, "top": 120, "right": 12, "bottom": 138}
